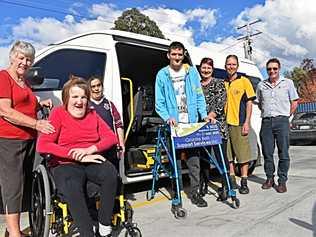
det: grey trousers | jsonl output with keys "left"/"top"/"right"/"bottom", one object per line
{"left": 177, "top": 149, "right": 200, "bottom": 195}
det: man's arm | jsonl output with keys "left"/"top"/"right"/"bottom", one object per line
{"left": 256, "top": 83, "right": 262, "bottom": 111}
{"left": 290, "top": 100, "right": 298, "bottom": 115}
{"left": 155, "top": 73, "right": 170, "bottom": 121}
{"left": 287, "top": 79, "right": 299, "bottom": 115}
{"left": 242, "top": 100, "right": 253, "bottom": 136}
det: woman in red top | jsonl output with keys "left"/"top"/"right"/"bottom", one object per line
{"left": 37, "top": 76, "right": 118, "bottom": 237}
{"left": 0, "top": 41, "right": 54, "bottom": 237}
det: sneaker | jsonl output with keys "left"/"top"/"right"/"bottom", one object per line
{"left": 239, "top": 177, "right": 249, "bottom": 194}
{"left": 190, "top": 193, "right": 208, "bottom": 207}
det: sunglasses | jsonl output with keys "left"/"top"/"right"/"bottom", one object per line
{"left": 267, "top": 67, "right": 279, "bottom": 71}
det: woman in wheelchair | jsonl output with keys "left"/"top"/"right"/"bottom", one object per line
{"left": 36, "top": 76, "right": 118, "bottom": 237}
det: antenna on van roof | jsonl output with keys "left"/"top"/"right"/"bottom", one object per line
{"left": 237, "top": 19, "right": 262, "bottom": 61}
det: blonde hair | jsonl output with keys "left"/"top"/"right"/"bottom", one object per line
{"left": 9, "top": 40, "right": 35, "bottom": 62}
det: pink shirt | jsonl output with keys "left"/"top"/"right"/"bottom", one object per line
{"left": 36, "top": 106, "right": 118, "bottom": 166}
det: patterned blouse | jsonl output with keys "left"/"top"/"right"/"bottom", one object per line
{"left": 201, "top": 78, "right": 229, "bottom": 140}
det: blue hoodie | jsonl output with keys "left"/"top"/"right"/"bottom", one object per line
{"left": 155, "top": 64, "right": 207, "bottom": 123}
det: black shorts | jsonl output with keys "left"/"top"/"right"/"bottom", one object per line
{"left": 0, "top": 138, "right": 35, "bottom": 214}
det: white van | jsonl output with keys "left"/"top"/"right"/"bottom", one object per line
{"left": 30, "top": 30, "right": 262, "bottom": 184}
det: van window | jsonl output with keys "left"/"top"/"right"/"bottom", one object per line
{"left": 32, "top": 49, "right": 106, "bottom": 90}
{"left": 196, "top": 66, "right": 261, "bottom": 91}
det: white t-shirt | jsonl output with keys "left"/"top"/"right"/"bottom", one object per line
{"left": 169, "top": 66, "right": 188, "bottom": 123}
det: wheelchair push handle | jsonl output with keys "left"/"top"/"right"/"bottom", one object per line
{"left": 40, "top": 105, "right": 51, "bottom": 120}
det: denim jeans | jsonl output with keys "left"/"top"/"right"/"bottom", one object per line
{"left": 260, "top": 116, "right": 290, "bottom": 184}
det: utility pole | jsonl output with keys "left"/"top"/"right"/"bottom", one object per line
{"left": 237, "top": 19, "right": 262, "bottom": 60}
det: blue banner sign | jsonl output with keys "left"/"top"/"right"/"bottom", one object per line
{"left": 171, "top": 122, "right": 222, "bottom": 149}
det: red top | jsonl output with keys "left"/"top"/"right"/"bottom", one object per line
{"left": 36, "top": 106, "right": 118, "bottom": 166}
{"left": 0, "top": 70, "right": 37, "bottom": 140}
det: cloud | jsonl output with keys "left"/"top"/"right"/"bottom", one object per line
{"left": 4, "top": 0, "right": 315, "bottom": 73}
{"left": 142, "top": 7, "right": 218, "bottom": 46}
{"left": 89, "top": 2, "right": 121, "bottom": 19}
{"left": 7, "top": 3, "right": 121, "bottom": 48}
{"left": 0, "top": 3, "right": 218, "bottom": 68}
{"left": 0, "top": 47, "right": 9, "bottom": 68}
{"left": 186, "top": 8, "right": 217, "bottom": 32}
{"left": 229, "top": 0, "right": 316, "bottom": 69}
{"left": 142, "top": 7, "right": 194, "bottom": 45}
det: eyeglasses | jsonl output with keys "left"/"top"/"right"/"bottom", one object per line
{"left": 267, "top": 67, "right": 279, "bottom": 71}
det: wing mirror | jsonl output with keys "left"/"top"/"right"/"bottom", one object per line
{"left": 25, "top": 67, "right": 44, "bottom": 85}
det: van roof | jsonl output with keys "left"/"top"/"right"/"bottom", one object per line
{"left": 188, "top": 46, "right": 256, "bottom": 68}
{"left": 188, "top": 46, "right": 263, "bottom": 79}
{"left": 49, "top": 29, "right": 172, "bottom": 46}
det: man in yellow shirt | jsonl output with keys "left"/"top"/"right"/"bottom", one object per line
{"left": 224, "top": 55, "right": 256, "bottom": 194}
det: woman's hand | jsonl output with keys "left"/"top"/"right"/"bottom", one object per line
{"left": 39, "top": 99, "right": 53, "bottom": 109}
{"left": 68, "top": 146, "right": 97, "bottom": 160}
{"left": 35, "top": 119, "right": 55, "bottom": 134}
{"left": 80, "top": 154, "right": 106, "bottom": 163}
{"left": 207, "top": 112, "right": 217, "bottom": 124}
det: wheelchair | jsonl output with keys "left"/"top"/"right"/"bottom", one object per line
{"left": 29, "top": 154, "right": 142, "bottom": 237}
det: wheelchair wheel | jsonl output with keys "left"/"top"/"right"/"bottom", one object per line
{"left": 29, "top": 164, "right": 51, "bottom": 237}
{"left": 125, "top": 226, "right": 142, "bottom": 237}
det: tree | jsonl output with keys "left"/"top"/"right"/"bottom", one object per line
{"left": 285, "top": 58, "right": 316, "bottom": 102}
{"left": 113, "top": 8, "right": 165, "bottom": 39}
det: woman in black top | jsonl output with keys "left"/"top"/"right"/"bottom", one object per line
{"left": 199, "top": 57, "right": 231, "bottom": 196}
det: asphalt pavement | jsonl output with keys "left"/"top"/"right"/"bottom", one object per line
{"left": 1, "top": 145, "right": 316, "bottom": 237}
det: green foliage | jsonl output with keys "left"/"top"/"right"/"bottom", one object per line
{"left": 285, "top": 58, "right": 316, "bottom": 101}
{"left": 284, "top": 66, "right": 308, "bottom": 88}
{"left": 113, "top": 8, "right": 165, "bottom": 39}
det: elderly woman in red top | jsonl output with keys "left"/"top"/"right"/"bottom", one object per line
{"left": 0, "top": 41, "right": 54, "bottom": 237}
{"left": 37, "top": 76, "right": 118, "bottom": 237}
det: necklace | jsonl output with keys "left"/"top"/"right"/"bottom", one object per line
{"left": 201, "top": 77, "right": 213, "bottom": 86}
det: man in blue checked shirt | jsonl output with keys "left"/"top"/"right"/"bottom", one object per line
{"left": 256, "top": 58, "right": 299, "bottom": 193}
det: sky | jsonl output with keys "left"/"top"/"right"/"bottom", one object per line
{"left": 0, "top": 0, "right": 315, "bottom": 75}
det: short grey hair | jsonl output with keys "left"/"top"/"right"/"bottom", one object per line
{"left": 9, "top": 40, "right": 35, "bottom": 62}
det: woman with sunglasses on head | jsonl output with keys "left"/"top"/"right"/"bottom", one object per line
{"left": 198, "top": 57, "right": 230, "bottom": 197}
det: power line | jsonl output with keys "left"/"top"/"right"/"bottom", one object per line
{"left": 219, "top": 40, "right": 243, "bottom": 52}
{"left": 0, "top": 0, "right": 196, "bottom": 40}
{"left": 0, "top": 0, "right": 113, "bottom": 23}
{"left": 260, "top": 31, "right": 293, "bottom": 51}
